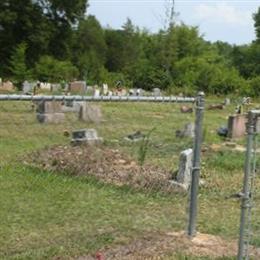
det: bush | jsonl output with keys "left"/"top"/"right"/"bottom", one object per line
{"left": 99, "top": 69, "right": 132, "bottom": 88}
{"left": 34, "top": 56, "right": 79, "bottom": 82}
{"left": 172, "top": 56, "right": 248, "bottom": 95}
{"left": 248, "top": 76, "right": 260, "bottom": 96}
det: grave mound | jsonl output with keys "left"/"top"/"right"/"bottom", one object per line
{"left": 24, "top": 144, "right": 179, "bottom": 192}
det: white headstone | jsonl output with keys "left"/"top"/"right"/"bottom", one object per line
{"left": 153, "top": 88, "right": 161, "bottom": 97}
{"left": 94, "top": 89, "right": 100, "bottom": 97}
{"left": 22, "top": 81, "right": 32, "bottom": 94}
{"left": 102, "top": 83, "right": 108, "bottom": 95}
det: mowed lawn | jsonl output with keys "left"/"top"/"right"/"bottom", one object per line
{"left": 0, "top": 99, "right": 259, "bottom": 259}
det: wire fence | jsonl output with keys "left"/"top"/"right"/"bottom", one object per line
{"left": 238, "top": 110, "right": 260, "bottom": 260}
{"left": 1, "top": 93, "right": 259, "bottom": 259}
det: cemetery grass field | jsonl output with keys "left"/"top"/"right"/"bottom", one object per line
{"left": 0, "top": 98, "right": 259, "bottom": 259}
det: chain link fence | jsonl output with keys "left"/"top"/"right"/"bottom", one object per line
{"left": 238, "top": 110, "right": 260, "bottom": 260}
{"left": 1, "top": 93, "right": 260, "bottom": 259}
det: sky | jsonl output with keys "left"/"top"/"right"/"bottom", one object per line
{"left": 88, "top": 0, "right": 260, "bottom": 45}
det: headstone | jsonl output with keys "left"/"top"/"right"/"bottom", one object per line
{"left": 51, "top": 83, "right": 61, "bottom": 92}
{"left": 22, "top": 81, "right": 33, "bottom": 94}
{"left": 78, "top": 102, "right": 102, "bottom": 123}
{"left": 224, "top": 98, "right": 231, "bottom": 106}
{"left": 71, "top": 129, "right": 103, "bottom": 145}
{"left": 176, "top": 123, "right": 195, "bottom": 138}
{"left": 40, "top": 82, "right": 51, "bottom": 91}
{"left": 136, "top": 88, "right": 145, "bottom": 96}
{"left": 153, "top": 88, "right": 161, "bottom": 97}
{"left": 169, "top": 148, "right": 193, "bottom": 192}
{"left": 1, "top": 80, "right": 14, "bottom": 91}
{"left": 208, "top": 104, "right": 225, "bottom": 110}
{"left": 94, "top": 88, "right": 100, "bottom": 97}
{"left": 36, "top": 100, "right": 65, "bottom": 123}
{"left": 116, "top": 88, "right": 127, "bottom": 96}
{"left": 180, "top": 105, "right": 193, "bottom": 113}
{"left": 102, "top": 83, "right": 108, "bottom": 95}
{"left": 69, "top": 81, "right": 86, "bottom": 94}
{"left": 129, "top": 88, "right": 136, "bottom": 96}
{"left": 256, "top": 117, "right": 260, "bottom": 134}
{"left": 227, "top": 114, "right": 247, "bottom": 139}
{"left": 86, "top": 86, "right": 94, "bottom": 95}
{"left": 125, "top": 131, "right": 144, "bottom": 142}
{"left": 176, "top": 148, "right": 193, "bottom": 188}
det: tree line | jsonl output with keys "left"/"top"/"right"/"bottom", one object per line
{"left": 0, "top": 0, "right": 260, "bottom": 96}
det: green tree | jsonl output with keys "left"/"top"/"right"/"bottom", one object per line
{"left": 73, "top": 15, "right": 106, "bottom": 83}
{"left": 0, "top": 0, "right": 88, "bottom": 75}
{"left": 34, "top": 56, "right": 79, "bottom": 82}
{"left": 9, "top": 43, "right": 31, "bottom": 88}
{"left": 253, "top": 7, "right": 260, "bottom": 42}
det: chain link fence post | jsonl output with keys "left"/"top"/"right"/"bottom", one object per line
{"left": 187, "top": 91, "right": 205, "bottom": 237}
{"left": 237, "top": 111, "right": 257, "bottom": 260}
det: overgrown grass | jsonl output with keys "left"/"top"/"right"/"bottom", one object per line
{"left": 0, "top": 99, "right": 259, "bottom": 259}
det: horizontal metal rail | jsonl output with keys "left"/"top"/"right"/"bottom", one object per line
{"left": 0, "top": 94, "right": 195, "bottom": 103}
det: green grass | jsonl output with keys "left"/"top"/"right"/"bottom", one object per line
{"left": 0, "top": 100, "right": 259, "bottom": 259}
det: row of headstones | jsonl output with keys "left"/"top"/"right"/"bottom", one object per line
{"left": 23, "top": 81, "right": 61, "bottom": 94}
{"left": 36, "top": 100, "right": 102, "bottom": 124}
{"left": 23, "top": 80, "right": 162, "bottom": 97}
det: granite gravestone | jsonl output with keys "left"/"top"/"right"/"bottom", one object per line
{"left": 36, "top": 100, "right": 65, "bottom": 123}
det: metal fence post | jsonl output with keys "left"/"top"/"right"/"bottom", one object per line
{"left": 237, "top": 111, "right": 255, "bottom": 260}
{"left": 187, "top": 91, "right": 205, "bottom": 237}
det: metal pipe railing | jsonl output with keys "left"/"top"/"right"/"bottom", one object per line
{"left": 0, "top": 94, "right": 195, "bottom": 103}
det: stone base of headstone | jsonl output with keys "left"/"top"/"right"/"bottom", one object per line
{"left": 227, "top": 114, "right": 247, "bottom": 139}
{"left": 168, "top": 180, "right": 188, "bottom": 193}
{"left": 37, "top": 113, "right": 65, "bottom": 124}
{"left": 78, "top": 103, "right": 102, "bottom": 123}
{"left": 71, "top": 129, "right": 103, "bottom": 145}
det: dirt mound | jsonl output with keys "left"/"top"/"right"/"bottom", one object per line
{"left": 78, "top": 232, "right": 260, "bottom": 260}
{"left": 25, "top": 144, "right": 175, "bottom": 192}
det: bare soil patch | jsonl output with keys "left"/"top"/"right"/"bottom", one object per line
{"left": 77, "top": 231, "right": 260, "bottom": 259}
{"left": 25, "top": 144, "right": 176, "bottom": 192}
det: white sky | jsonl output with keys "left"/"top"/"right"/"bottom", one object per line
{"left": 88, "top": 0, "right": 260, "bottom": 45}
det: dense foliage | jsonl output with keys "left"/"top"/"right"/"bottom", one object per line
{"left": 0, "top": 1, "right": 259, "bottom": 95}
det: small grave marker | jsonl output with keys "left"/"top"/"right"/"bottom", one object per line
{"left": 71, "top": 129, "right": 103, "bottom": 145}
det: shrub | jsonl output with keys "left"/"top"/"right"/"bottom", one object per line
{"left": 34, "top": 56, "right": 79, "bottom": 82}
